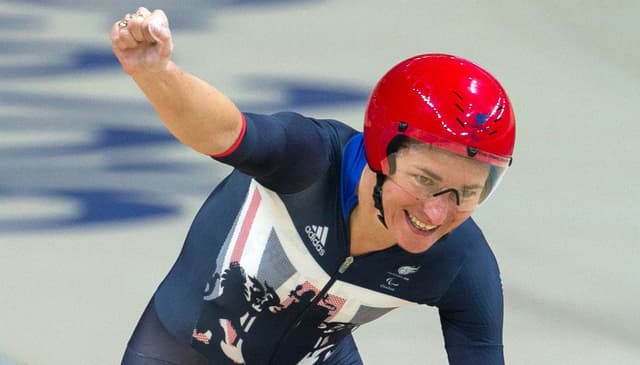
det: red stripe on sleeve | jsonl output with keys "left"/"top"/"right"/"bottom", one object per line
{"left": 210, "top": 113, "right": 247, "bottom": 158}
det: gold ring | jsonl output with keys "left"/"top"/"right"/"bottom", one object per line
{"left": 117, "top": 19, "right": 128, "bottom": 28}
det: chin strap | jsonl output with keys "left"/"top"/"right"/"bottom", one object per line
{"left": 372, "top": 172, "right": 387, "bottom": 228}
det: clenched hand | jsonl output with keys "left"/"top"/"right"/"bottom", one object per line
{"left": 110, "top": 7, "right": 173, "bottom": 75}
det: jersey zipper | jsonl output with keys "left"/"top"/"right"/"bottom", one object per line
{"left": 268, "top": 255, "right": 354, "bottom": 364}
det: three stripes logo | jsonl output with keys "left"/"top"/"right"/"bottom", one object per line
{"left": 305, "top": 225, "right": 328, "bottom": 256}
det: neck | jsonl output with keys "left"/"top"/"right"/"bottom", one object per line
{"left": 349, "top": 167, "right": 395, "bottom": 256}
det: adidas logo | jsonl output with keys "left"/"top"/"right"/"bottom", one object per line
{"left": 305, "top": 225, "right": 328, "bottom": 256}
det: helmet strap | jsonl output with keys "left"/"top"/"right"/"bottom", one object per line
{"left": 372, "top": 172, "right": 387, "bottom": 228}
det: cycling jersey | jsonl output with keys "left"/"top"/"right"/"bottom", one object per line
{"left": 150, "top": 111, "right": 504, "bottom": 365}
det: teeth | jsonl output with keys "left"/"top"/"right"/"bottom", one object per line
{"left": 408, "top": 213, "right": 437, "bottom": 231}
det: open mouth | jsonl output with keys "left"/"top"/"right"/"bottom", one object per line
{"left": 406, "top": 211, "right": 438, "bottom": 232}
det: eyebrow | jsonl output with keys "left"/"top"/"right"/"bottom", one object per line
{"left": 417, "top": 167, "right": 484, "bottom": 190}
{"left": 417, "top": 167, "right": 443, "bottom": 182}
{"left": 462, "top": 184, "right": 484, "bottom": 190}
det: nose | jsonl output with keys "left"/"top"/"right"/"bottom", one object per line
{"left": 421, "top": 194, "right": 451, "bottom": 226}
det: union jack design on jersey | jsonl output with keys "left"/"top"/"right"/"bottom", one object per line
{"left": 191, "top": 181, "right": 411, "bottom": 365}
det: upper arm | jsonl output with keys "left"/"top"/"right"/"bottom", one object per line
{"left": 214, "top": 112, "right": 352, "bottom": 193}
{"left": 437, "top": 248, "right": 505, "bottom": 364}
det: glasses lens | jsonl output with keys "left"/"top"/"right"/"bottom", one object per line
{"left": 382, "top": 142, "right": 508, "bottom": 212}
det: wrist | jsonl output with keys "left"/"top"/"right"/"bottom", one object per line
{"left": 131, "top": 60, "right": 177, "bottom": 81}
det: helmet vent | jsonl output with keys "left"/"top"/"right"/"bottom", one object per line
{"left": 454, "top": 91, "right": 465, "bottom": 114}
{"left": 456, "top": 117, "right": 465, "bottom": 128}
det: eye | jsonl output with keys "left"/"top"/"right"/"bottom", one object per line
{"left": 461, "top": 189, "right": 479, "bottom": 199}
{"left": 413, "top": 174, "right": 435, "bottom": 187}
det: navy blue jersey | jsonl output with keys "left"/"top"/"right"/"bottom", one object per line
{"left": 152, "top": 112, "right": 504, "bottom": 365}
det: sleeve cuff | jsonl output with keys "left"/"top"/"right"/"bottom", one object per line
{"left": 209, "top": 113, "right": 247, "bottom": 158}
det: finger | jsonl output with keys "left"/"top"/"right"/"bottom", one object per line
{"left": 110, "top": 21, "right": 137, "bottom": 50}
{"left": 110, "top": 22, "right": 121, "bottom": 43}
{"left": 120, "top": 28, "right": 140, "bottom": 49}
{"left": 136, "top": 8, "right": 154, "bottom": 43}
{"left": 126, "top": 12, "right": 146, "bottom": 43}
{"left": 148, "top": 20, "right": 173, "bottom": 58}
{"left": 118, "top": 8, "right": 152, "bottom": 43}
{"left": 136, "top": 6, "right": 152, "bottom": 17}
{"left": 115, "top": 25, "right": 139, "bottom": 49}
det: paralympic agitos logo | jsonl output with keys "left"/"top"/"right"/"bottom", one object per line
{"left": 380, "top": 265, "right": 421, "bottom": 292}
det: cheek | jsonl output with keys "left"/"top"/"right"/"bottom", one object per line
{"left": 382, "top": 183, "right": 414, "bottom": 207}
{"left": 444, "top": 211, "right": 473, "bottom": 230}
{"left": 380, "top": 188, "right": 412, "bottom": 229}
{"left": 382, "top": 195, "right": 414, "bottom": 225}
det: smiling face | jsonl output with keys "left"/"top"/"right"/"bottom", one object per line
{"left": 381, "top": 142, "right": 490, "bottom": 253}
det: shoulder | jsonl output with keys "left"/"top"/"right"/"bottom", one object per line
{"left": 437, "top": 218, "right": 503, "bottom": 310}
{"left": 245, "top": 111, "right": 357, "bottom": 135}
{"left": 222, "top": 111, "right": 359, "bottom": 193}
{"left": 435, "top": 219, "right": 504, "bottom": 350}
{"left": 266, "top": 111, "right": 358, "bottom": 144}
{"left": 450, "top": 218, "right": 499, "bottom": 270}
{"left": 242, "top": 111, "right": 358, "bottom": 158}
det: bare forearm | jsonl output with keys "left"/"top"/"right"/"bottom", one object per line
{"left": 111, "top": 8, "right": 242, "bottom": 156}
{"left": 132, "top": 61, "right": 242, "bottom": 155}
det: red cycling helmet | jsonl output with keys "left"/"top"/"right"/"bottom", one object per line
{"left": 364, "top": 53, "right": 516, "bottom": 173}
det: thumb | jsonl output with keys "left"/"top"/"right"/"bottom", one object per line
{"left": 148, "top": 19, "right": 173, "bottom": 58}
{"left": 148, "top": 19, "right": 170, "bottom": 44}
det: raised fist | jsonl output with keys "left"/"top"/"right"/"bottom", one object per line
{"left": 110, "top": 7, "right": 173, "bottom": 75}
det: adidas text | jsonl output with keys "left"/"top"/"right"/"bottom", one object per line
{"left": 305, "top": 225, "right": 328, "bottom": 256}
